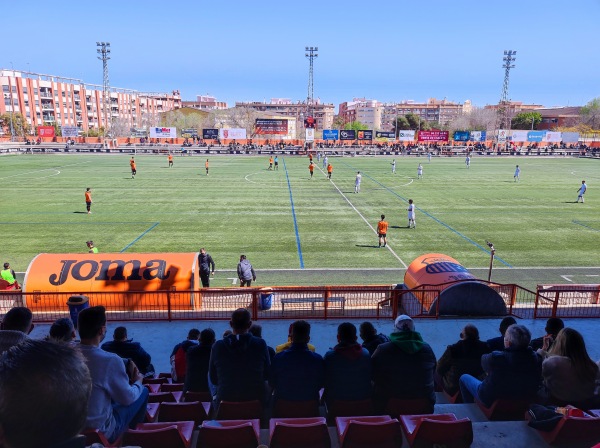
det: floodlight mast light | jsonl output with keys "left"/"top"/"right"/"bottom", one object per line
{"left": 96, "top": 42, "right": 111, "bottom": 142}
{"left": 497, "top": 49, "right": 516, "bottom": 143}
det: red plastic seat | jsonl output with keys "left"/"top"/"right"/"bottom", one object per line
{"left": 400, "top": 413, "right": 473, "bottom": 447}
{"left": 385, "top": 397, "right": 433, "bottom": 416}
{"left": 122, "top": 421, "right": 194, "bottom": 448}
{"left": 145, "top": 402, "right": 160, "bottom": 422}
{"left": 183, "top": 390, "right": 213, "bottom": 402}
{"left": 528, "top": 408, "right": 600, "bottom": 445}
{"left": 475, "top": 398, "right": 531, "bottom": 421}
{"left": 326, "top": 399, "right": 374, "bottom": 421}
{"left": 158, "top": 400, "right": 211, "bottom": 425}
{"left": 199, "top": 419, "right": 260, "bottom": 448}
{"left": 143, "top": 376, "right": 170, "bottom": 385}
{"left": 158, "top": 372, "right": 172, "bottom": 379}
{"left": 144, "top": 383, "right": 160, "bottom": 393}
{"left": 80, "top": 428, "right": 120, "bottom": 447}
{"left": 269, "top": 417, "right": 331, "bottom": 448}
{"left": 273, "top": 399, "right": 321, "bottom": 418}
{"left": 335, "top": 415, "right": 402, "bottom": 448}
{"left": 148, "top": 391, "right": 182, "bottom": 403}
{"left": 216, "top": 400, "right": 262, "bottom": 420}
{"left": 160, "top": 382, "right": 185, "bottom": 392}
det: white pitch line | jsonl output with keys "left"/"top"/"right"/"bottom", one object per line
{"left": 244, "top": 171, "right": 285, "bottom": 188}
{"left": 317, "top": 165, "right": 408, "bottom": 268}
{"left": 0, "top": 161, "right": 91, "bottom": 180}
{"left": 560, "top": 275, "right": 574, "bottom": 283}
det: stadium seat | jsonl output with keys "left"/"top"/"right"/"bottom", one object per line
{"left": 326, "top": 398, "right": 374, "bottom": 421}
{"left": 158, "top": 372, "right": 172, "bottom": 379}
{"left": 216, "top": 399, "right": 262, "bottom": 420}
{"left": 399, "top": 413, "right": 473, "bottom": 447}
{"left": 158, "top": 400, "right": 211, "bottom": 425}
{"left": 160, "top": 382, "right": 184, "bottom": 392}
{"left": 80, "top": 428, "right": 120, "bottom": 447}
{"left": 122, "top": 421, "right": 194, "bottom": 448}
{"left": 385, "top": 397, "right": 433, "bottom": 416}
{"left": 183, "top": 390, "right": 213, "bottom": 402}
{"left": 443, "top": 390, "right": 462, "bottom": 404}
{"left": 145, "top": 402, "right": 160, "bottom": 422}
{"left": 475, "top": 397, "right": 531, "bottom": 421}
{"left": 273, "top": 399, "right": 321, "bottom": 418}
{"left": 527, "top": 408, "right": 600, "bottom": 445}
{"left": 269, "top": 417, "right": 331, "bottom": 448}
{"left": 144, "top": 383, "right": 160, "bottom": 393}
{"left": 198, "top": 419, "right": 261, "bottom": 448}
{"left": 148, "top": 391, "right": 182, "bottom": 403}
{"left": 143, "top": 376, "right": 170, "bottom": 385}
{"left": 335, "top": 415, "right": 402, "bottom": 448}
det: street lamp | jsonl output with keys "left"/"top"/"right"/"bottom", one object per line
{"left": 486, "top": 241, "right": 495, "bottom": 281}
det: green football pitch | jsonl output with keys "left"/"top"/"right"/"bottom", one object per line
{"left": 1, "top": 153, "right": 598, "bottom": 290}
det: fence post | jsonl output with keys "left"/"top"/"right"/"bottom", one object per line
{"left": 510, "top": 285, "right": 517, "bottom": 307}
{"left": 324, "top": 287, "right": 331, "bottom": 320}
{"left": 166, "top": 289, "right": 172, "bottom": 322}
{"left": 251, "top": 290, "right": 259, "bottom": 320}
{"left": 551, "top": 291, "right": 560, "bottom": 318}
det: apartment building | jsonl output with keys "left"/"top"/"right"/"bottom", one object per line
{"left": 181, "top": 95, "right": 228, "bottom": 111}
{"left": 379, "top": 98, "right": 471, "bottom": 131}
{"left": 0, "top": 68, "right": 181, "bottom": 135}
{"left": 338, "top": 99, "right": 383, "bottom": 129}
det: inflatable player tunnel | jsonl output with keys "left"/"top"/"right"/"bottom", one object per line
{"left": 22, "top": 253, "right": 200, "bottom": 312}
{"left": 403, "top": 253, "right": 507, "bottom": 316}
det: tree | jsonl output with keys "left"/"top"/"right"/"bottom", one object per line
{"left": 332, "top": 115, "right": 345, "bottom": 129}
{"left": 511, "top": 111, "right": 542, "bottom": 130}
{"left": 447, "top": 107, "right": 498, "bottom": 134}
{"left": 343, "top": 121, "right": 368, "bottom": 131}
{"left": 580, "top": 97, "right": 600, "bottom": 129}
{"left": 109, "top": 118, "right": 133, "bottom": 138}
{"left": 0, "top": 112, "right": 30, "bottom": 137}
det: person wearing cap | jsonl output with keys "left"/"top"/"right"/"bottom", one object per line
{"left": 101, "top": 326, "right": 155, "bottom": 377}
{"left": 371, "top": 314, "right": 437, "bottom": 413}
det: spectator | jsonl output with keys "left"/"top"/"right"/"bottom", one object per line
{"left": 170, "top": 328, "right": 200, "bottom": 383}
{"left": 275, "top": 322, "right": 316, "bottom": 353}
{"left": 435, "top": 324, "right": 490, "bottom": 396}
{"left": 0, "top": 339, "right": 92, "bottom": 448}
{"left": 371, "top": 315, "right": 437, "bottom": 413}
{"left": 198, "top": 248, "right": 215, "bottom": 287}
{"left": 209, "top": 308, "right": 270, "bottom": 405}
{"left": 249, "top": 323, "right": 276, "bottom": 361}
{"left": 237, "top": 254, "right": 256, "bottom": 287}
{"left": 222, "top": 329, "right": 232, "bottom": 338}
{"left": 459, "top": 324, "right": 542, "bottom": 406}
{"left": 323, "top": 322, "right": 372, "bottom": 406}
{"left": 78, "top": 306, "right": 149, "bottom": 443}
{"left": 0, "top": 262, "right": 19, "bottom": 289}
{"left": 271, "top": 320, "right": 324, "bottom": 403}
{"left": 540, "top": 328, "right": 599, "bottom": 407}
{"left": 485, "top": 316, "right": 516, "bottom": 351}
{"left": 101, "top": 326, "right": 155, "bottom": 377}
{"left": 0, "top": 307, "right": 33, "bottom": 353}
{"left": 48, "top": 317, "right": 76, "bottom": 343}
{"left": 530, "top": 317, "right": 564, "bottom": 352}
{"left": 359, "top": 321, "right": 390, "bottom": 355}
{"left": 184, "top": 328, "right": 216, "bottom": 394}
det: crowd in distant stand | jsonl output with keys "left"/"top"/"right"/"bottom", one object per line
{"left": 1, "top": 306, "right": 599, "bottom": 448}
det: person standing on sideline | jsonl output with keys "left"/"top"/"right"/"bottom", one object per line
{"left": 576, "top": 180, "right": 587, "bottom": 203}
{"left": 323, "top": 155, "right": 328, "bottom": 170}
{"left": 268, "top": 156, "right": 274, "bottom": 170}
{"left": 198, "top": 248, "right": 215, "bottom": 287}
{"left": 317, "top": 152, "right": 321, "bottom": 163}
{"left": 205, "top": 159, "right": 209, "bottom": 175}
{"left": 86, "top": 241, "right": 98, "bottom": 254}
{"left": 514, "top": 165, "right": 520, "bottom": 182}
{"left": 417, "top": 163, "right": 423, "bottom": 179}
{"left": 428, "top": 152, "right": 432, "bottom": 163}
{"left": 377, "top": 215, "right": 388, "bottom": 248}
{"left": 355, "top": 171, "right": 362, "bottom": 193}
{"left": 391, "top": 159, "right": 396, "bottom": 174}
{"left": 85, "top": 188, "right": 92, "bottom": 214}
{"left": 465, "top": 154, "right": 471, "bottom": 169}
{"left": 0, "top": 262, "right": 19, "bottom": 288}
{"left": 237, "top": 255, "right": 256, "bottom": 287}
{"left": 130, "top": 157, "right": 136, "bottom": 178}
{"left": 274, "top": 155, "right": 279, "bottom": 170}
{"left": 407, "top": 199, "right": 416, "bottom": 229}
{"left": 309, "top": 161, "right": 315, "bottom": 179}
{"left": 168, "top": 153, "right": 173, "bottom": 167}
{"left": 327, "top": 163, "right": 333, "bottom": 179}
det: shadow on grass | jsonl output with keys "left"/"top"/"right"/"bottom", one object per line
{"left": 356, "top": 244, "right": 381, "bottom": 248}
{"left": 390, "top": 225, "right": 410, "bottom": 229}
{"left": 73, "top": 211, "right": 88, "bottom": 214}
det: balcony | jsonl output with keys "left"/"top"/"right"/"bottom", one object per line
{"left": 40, "top": 92, "right": 52, "bottom": 99}
{"left": 41, "top": 103, "right": 54, "bottom": 111}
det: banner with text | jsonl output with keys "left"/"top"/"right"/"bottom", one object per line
{"left": 418, "top": 130, "right": 449, "bottom": 142}
{"left": 181, "top": 128, "right": 198, "bottom": 138}
{"left": 322, "top": 129, "right": 339, "bottom": 140}
{"left": 339, "top": 129, "right": 356, "bottom": 141}
{"left": 511, "top": 130, "right": 528, "bottom": 142}
{"left": 497, "top": 129, "right": 509, "bottom": 142}
{"left": 469, "top": 131, "right": 486, "bottom": 142}
{"left": 219, "top": 128, "right": 247, "bottom": 140}
{"left": 376, "top": 131, "right": 396, "bottom": 140}
{"left": 398, "top": 130, "right": 415, "bottom": 141}
{"left": 453, "top": 131, "right": 470, "bottom": 141}
{"left": 544, "top": 131, "right": 562, "bottom": 142}
{"left": 561, "top": 132, "right": 579, "bottom": 143}
{"left": 61, "top": 126, "right": 79, "bottom": 137}
{"left": 150, "top": 127, "right": 177, "bottom": 138}
{"left": 357, "top": 130, "right": 373, "bottom": 140}
{"left": 527, "top": 131, "right": 546, "bottom": 142}
{"left": 37, "top": 126, "right": 55, "bottom": 137}
{"left": 202, "top": 129, "right": 219, "bottom": 139}
{"left": 305, "top": 128, "right": 315, "bottom": 142}
{"left": 254, "top": 118, "right": 288, "bottom": 135}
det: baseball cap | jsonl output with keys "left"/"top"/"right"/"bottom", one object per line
{"left": 394, "top": 314, "right": 414, "bottom": 332}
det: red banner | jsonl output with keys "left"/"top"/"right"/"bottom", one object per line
{"left": 37, "top": 126, "right": 55, "bottom": 137}
{"left": 418, "top": 130, "right": 449, "bottom": 142}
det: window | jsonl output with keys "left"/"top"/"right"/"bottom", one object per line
{"left": 23, "top": 87, "right": 28, "bottom": 93}
{"left": 2, "top": 85, "right": 8, "bottom": 93}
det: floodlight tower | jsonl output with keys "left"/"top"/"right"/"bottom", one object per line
{"left": 498, "top": 50, "right": 516, "bottom": 130}
{"left": 305, "top": 46, "right": 318, "bottom": 119}
{"left": 96, "top": 42, "right": 111, "bottom": 138}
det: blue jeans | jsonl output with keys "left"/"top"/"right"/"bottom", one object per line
{"left": 110, "top": 386, "right": 149, "bottom": 442}
{"left": 459, "top": 374, "right": 482, "bottom": 403}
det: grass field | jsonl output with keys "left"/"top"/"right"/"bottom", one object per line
{"left": 1, "top": 153, "right": 598, "bottom": 290}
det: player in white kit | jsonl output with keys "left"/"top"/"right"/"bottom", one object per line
{"left": 407, "top": 199, "right": 416, "bottom": 228}
{"left": 576, "top": 180, "right": 587, "bottom": 203}
{"left": 354, "top": 171, "right": 362, "bottom": 193}
{"left": 514, "top": 165, "right": 520, "bottom": 182}
{"left": 417, "top": 163, "right": 423, "bottom": 179}
{"left": 391, "top": 159, "right": 396, "bottom": 174}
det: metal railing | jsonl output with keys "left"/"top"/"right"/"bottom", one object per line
{"left": 535, "top": 284, "right": 600, "bottom": 318}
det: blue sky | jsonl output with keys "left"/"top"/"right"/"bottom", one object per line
{"left": 3, "top": 0, "right": 599, "bottom": 110}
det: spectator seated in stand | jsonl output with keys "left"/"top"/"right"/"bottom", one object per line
{"left": 485, "top": 316, "right": 516, "bottom": 352}
{"left": 249, "top": 324, "right": 276, "bottom": 361}
{"left": 184, "top": 328, "right": 216, "bottom": 395}
{"left": 459, "top": 324, "right": 542, "bottom": 406}
{"left": 170, "top": 328, "right": 200, "bottom": 383}
{"left": 47, "top": 317, "right": 76, "bottom": 343}
{"left": 0, "top": 307, "right": 33, "bottom": 353}
{"left": 435, "top": 324, "right": 490, "bottom": 397}
{"left": 0, "top": 339, "right": 92, "bottom": 448}
{"left": 101, "top": 326, "right": 155, "bottom": 377}
{"left": 359, "top": 321, "right": 390, "bottom": 355}
{"left": 275, "top": 322, "right": 316, "bottom": 353}
{"left": 530, "top": 317, "right": 564, "bottom": 352}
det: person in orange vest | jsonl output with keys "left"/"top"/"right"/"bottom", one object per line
{"left": 327, "top": 163, "right": 333, "bottom": 179}
{"left": 168, "top": 153, "right": 173, "bottom": 167}
{"left": 377, "top": 215, "right": 389, "bottom": 248}
{"left": 309, "top": 161, "right": 315, "bottom": 179}
{"left": 130, "top": 157, "right": 136, "bottom": 178}
{"left": 268, "top": 156, "right": 274, "bottom": 170}
{"left": 85, "top": 188, "right": 92, "bottom": 214}
{"left": 205, "top": 159, "right": 209, "bottom": 176}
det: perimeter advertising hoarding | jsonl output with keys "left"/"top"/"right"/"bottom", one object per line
{"left": 181, "top": 128, "right": 198, "bottom": 138}
{"left": 150, "top": 127, "right": 177, "bottom": 138}
{"left": 561, "top": 132, "right": 579, "bottom": 143}
{"left": 453, "top": 131, "right": 470, "bottom": 141}
{"left": 497, "top": 129, "right": 509, "bottom": 142}
{"left": 376, "top": 131, "right": 395, "bottom": 140}
{"left": 37, "top": 126, "right": 55, "bottom": 137}
{"left": 418, "top": 131, "right": 449, "bottom": 142}
{"left": 357, "top": 130, "right": 373, "bottom": 140}
{"left": 527, "top": 131, "right": 546, "bottom": 142}
{"left": 322, "top": 129, "right": 339, "bottom": 140}
{"left": 544, "top": 131, "right": 562, "bottom": 142}
{"left": 305, "top": 128, "right": 315, "bottom": 142}
{"left": 61, "top": 126, "right": 79, "bottom": 137}
{"left": 511, "top": 130, "right": 528, "bottom": 142}
{"left": 340, "top": 130, "right": 356, "bottom": 141}
{"left": 254, "top": 119, "right": 288, "bottom": 135}
{"left": 202, "top": 129, "right": 219, "bottom": 139}
{"left": 398, "top": 130, "right": 415, "bottom": 141}
{"left": 219, "top": 128, "right": 247, "bottom": 139}
{"left": 469, "top": 131, "right": 486, "bottom": 142}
